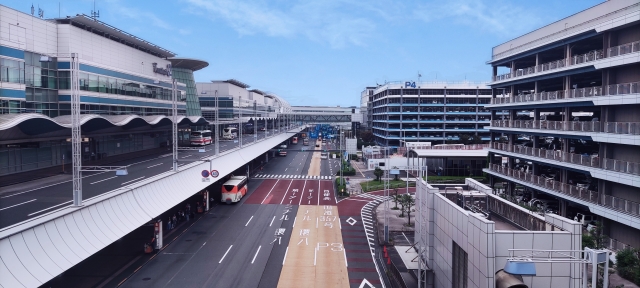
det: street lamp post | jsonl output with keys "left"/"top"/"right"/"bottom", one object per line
{"left": 215, "top": 90, "right": 219, "bottom": 156}
{"left": 239, "top": 96, "right": 243, "bottom": 148}
{"left": 172, "top": 78, "right": 178, "bottom": 172}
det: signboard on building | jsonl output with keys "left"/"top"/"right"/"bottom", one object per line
{"left": 152, "top": 63, "right": 172, "bottom": 76}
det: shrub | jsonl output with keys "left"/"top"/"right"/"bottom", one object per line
{"left": 616, "top": 248, "right": 640, "bottom": 285}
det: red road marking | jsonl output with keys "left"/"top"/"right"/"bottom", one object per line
{"left": 244, "top": 179, "right": 278, "bottom": 204}
{"left": 319, "top": 180, "right": 337, "bottom": 206}
{"left": 279, "top": 180, "right": 306, "bottom": 205}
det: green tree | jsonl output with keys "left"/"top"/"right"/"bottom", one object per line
{"left": 392, "top": 188, "right": 399, "bottom": 210}
{"left": 400, "top": 194, "right": 415, "bottom": 226}
{"left": 616, "top": 248, "right": 640, "bottom": 285}
{"left": 374, "top": 167, "right": 384, "bottom": 182}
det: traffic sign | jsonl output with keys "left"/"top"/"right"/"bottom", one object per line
{"left": 201, "top": 170, "right": 210, "bottom": 178}
{"left": 211, "top": 170, "right": 219, "bottom": 178}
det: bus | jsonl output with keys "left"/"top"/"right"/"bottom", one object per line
{"left": 190, "top": 130, "right": 212, "bottom": 146}
{"left": 223, "top": 127, "right": 237, "bottom": 139}
{"left": 292, "top": 136, "right": 298, "bottom": 144}
{"left": 221, "top": 176, "right": 248, "bottom": 204}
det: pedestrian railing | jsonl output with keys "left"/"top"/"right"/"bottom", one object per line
{"left": 487, "top": 164, "right": 640, "bottom": 218}
{"left": 491, "top": 119, "right": 640, "bottom": 136}
{"left": 490, "top": 142, "right": 640, "bottom": 176}
{"left": 491, "top": 81, "right": 639, "bottom": 105}
{"left": 492, "top": 40, "right": 639, "bottom": 82}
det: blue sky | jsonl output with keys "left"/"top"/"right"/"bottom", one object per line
{"left": 6, "top": 0, "right": 603, "bottom": 106}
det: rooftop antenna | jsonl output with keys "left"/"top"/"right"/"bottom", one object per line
{"left": 31, "top": 4, "right": 34, "bottom": 16}
{"left": 418, "top": 71, "right": 422, "bottom": 83}
{"left": 91, "top": 0, "right": 99, "bottom": 20}
{"left": 38, "top": 5, "right": 44, "bottom": 18}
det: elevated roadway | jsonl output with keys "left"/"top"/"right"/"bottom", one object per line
{"left": 0, "top": 126, "right": 304, "bottom": 288}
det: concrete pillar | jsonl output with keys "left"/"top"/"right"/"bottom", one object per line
{"left": 532, "top": 162, "right": 539, "bottom": 175}
{"left": 265, "top": 153, "right": 269, "bottom": 163}
{"left": 493, "top": 66, "right": 498, "bottom": 79}
{"left": 561, "top": 169, "right": 568, "bottom": 184}
{"left": 558, "top": 199, "right": 567, "bottom": 217}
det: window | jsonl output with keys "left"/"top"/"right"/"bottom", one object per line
{"left": 452, "top": 241, "right": 468, "bottom": 288}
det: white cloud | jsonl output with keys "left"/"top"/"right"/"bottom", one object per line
{"left": 184, "top": 0, "right": 395, "bottom": 48}
{"left": 104, "top": 0, "right": 189, "bottom": 35}
{"left": 412, "top": 0, "right": 545, "bottom": 36}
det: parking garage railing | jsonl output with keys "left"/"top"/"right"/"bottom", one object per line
{"left": 489, "top": 142, "right": 640, "bottom": 176}
{"left": 493, "top": 40, "right": 639, "bottom": 82}
{"left": 491, "top": 81, "right": 639, "bottom": 105}
{"left": 488, "top": 164, "right": 640, "bottom": 218}
{"left": 491, "top": 119, "right": 640, "bottom": 136}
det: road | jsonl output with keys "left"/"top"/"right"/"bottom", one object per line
{"left": 121, "top": 141, "right": 385, "bottom": 288}
{"left": 0, "top": 128, "right": 295, "bottom": 230}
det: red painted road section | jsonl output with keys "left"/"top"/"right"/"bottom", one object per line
{"left": 278, "top": 180, "right": 306, "bottom": 205}
{"left": 244, "top": 179, "right": 278, "bottom": 204}
{"left": 319, "top": 180, "right": 337, "bottom": 206}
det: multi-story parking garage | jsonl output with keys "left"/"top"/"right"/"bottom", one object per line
{"left": 366, "top": 81, "right": 494, "bottom": 147}
{"left": 484, "top": 0, "right": 640, "bottom": 250}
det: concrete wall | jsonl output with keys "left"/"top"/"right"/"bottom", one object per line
{"left": 615, "top": 23, "right": 640, "bottom": 44}
{"left": 416, "top": 178, "right": 583, "bottom": 288}
{"left": 57, "top": 25, "right": 172, "bottom": 82}
{"left": 0, "top": 6, "right": 57, "bottom": 53}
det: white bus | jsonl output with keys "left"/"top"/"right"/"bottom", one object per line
{"left": 223, "top": 127, "right": 238, "bottom": 139}
{"left": 221, "top": 176, "right": 248, "bottom": 204}
{"left": 190, "top": 130, "right": 212, "bottom": 146}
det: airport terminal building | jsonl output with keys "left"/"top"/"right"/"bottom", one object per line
{"left": 485, "top": 0, "right": 640, "bottom": 250}
{"left": 0, "top": 5, "right": 209, "bottom": 177}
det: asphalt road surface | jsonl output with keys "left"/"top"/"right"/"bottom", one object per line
{"left": 120, "top": 143, "right": 384, "bottom": 288}
{"left": 0, "top": 128, "right": 295, "bottom": 230}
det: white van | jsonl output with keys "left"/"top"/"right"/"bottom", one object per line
{"left": 320, "top": 152, "right": 328, "bottom": 159}
{"left": 223, "top": 127, "right": 237, "bottom": 139}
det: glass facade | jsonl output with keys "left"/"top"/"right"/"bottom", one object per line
{"left": 172, "top": 67, "right": 201, "bottom": 117}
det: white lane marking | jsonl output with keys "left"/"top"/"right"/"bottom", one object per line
{"left": 147, "top": 163, "right": 163, "bottom": 168}
{"left": 28, "top": 200, "right": 73, "bottom": 216}
{"left": 0, "top": 199, "right": 37, "bottom": 211}
{"left": 180, "top": 155, "right": 192, "bottom": 158}
{"left": 219, "top": 245, "right": 233, "bottom": 263}
{"left": 344, "top": 249, "right": 348, "bottom": 267}
{"left": 317, "top": 180, "right": 321, "bottom": 206}
{"left": 251, "top": 245, "right": 262, "bottom": 264}
{"left": 292, "top": 216, "right": 297, "bottom": 228}
{"left": 121, "top": 176, "right": 145, "bottom": 185}
{"left": 90, "top": 176, "right": 117, "bottom": 185}
{"left": 314, "top": 247, "right": 317, "bottom": 266}
{"left": 269, "top": 216, "right": 276, "bottom": 227}
{"left": 283, "top": 247, "right": 289, "bottom": 265}
{"left": 279, "top": 180, "right": 294, "bottom": 205}
{"left": 260, "top": 179, "right": 280, "bottom": 204}
{"left": 245, "top": 216, "right": 254, "bottom": 226}
{"left": 298, "top": 180, "right": 308, "bottom": 206}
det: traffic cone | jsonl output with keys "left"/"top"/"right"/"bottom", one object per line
{"left": 383, "top": 246, "right": 387, "bottom": 253}
{"left": 387, "top": 257, "right": 391, "bottom": 265}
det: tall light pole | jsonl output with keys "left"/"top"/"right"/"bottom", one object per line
{"left": 172, "top": 78, "right": 178, "bottom": 171}
{"left": 70, "top": 53, "right": 82, "bottom": 206}
{"left": 254, "top": 100, "right": 257, "bottom": 141}
{"left": 239, "top": 96, "right": 243, "bottom": 148}
{"left": 215, "top": 90, "right": 219, "bottom": 156}
{"left": 340, "top": 127, "right": 344, "bottom": 187}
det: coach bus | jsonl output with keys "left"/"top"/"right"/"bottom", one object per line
{"left": 292, "top": 136, "right": 298, "bottom": 144}
{"left": 190, "top": 130, "right": 212, "bottom": 146}
{"left": 221, "top": 176, "right": 248, "bottom": 204}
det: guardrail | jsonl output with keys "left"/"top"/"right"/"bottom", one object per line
{"left": 490, "top": 142, "right": 639, "bottom": 176}
{"left": 492, "top": 40, "right": 639, "bottom": 82}
{"left": 487, "top": 164, "right": 640, "bottom": 218}
{"left": 492, "top": 81, "right": 639, "bottom": 105}
{"left": 491, "top": 119, "right": 640, "bottom": 136}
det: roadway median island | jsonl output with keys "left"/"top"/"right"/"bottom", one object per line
{"left": 278, "top": 205, "right": 349, "bottom": 288}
